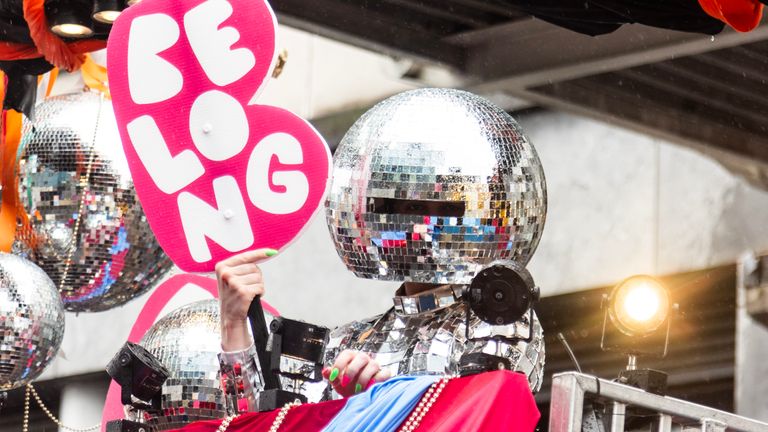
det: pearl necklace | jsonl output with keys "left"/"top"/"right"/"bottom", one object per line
{"left": 398, "top": 376, "right": 453, "bottom": 432}
{"left": 269, "top": 399, "right": 302, "bottom": 432}
{"left": 216, "top": 415, "right": 238, "bottom": 432}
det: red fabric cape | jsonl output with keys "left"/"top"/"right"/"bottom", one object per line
{"left": 171, "top": 370, "right": 540, "bottom": 432}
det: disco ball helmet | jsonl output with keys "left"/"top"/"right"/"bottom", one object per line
{"left": 326, "top": 88, "right": 547, "bottom": 284}
{"left": 140, "top": 300, "right": 225, "bottom": 430}
{"left": 140, "top": 299, "right": 271, "bottom": 430}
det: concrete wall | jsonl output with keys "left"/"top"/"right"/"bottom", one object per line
{"left": 523, "top": 111, "right": 768, "bottom": 294}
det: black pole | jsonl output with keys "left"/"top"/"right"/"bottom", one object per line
{"left": 247, "top": 297, "right": 281, "bottom": 390}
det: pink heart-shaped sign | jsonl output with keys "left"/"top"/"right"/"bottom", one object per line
{"left": 107, "top": 0, "right": 331, "bottom": 271}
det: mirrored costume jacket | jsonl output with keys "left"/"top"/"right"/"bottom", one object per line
{"left": 218, "top": 284, "right": 544, "bottom": 413}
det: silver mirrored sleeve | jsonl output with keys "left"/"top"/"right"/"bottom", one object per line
{"left": 218, "top": 344, "right": 263, "bottom": 414}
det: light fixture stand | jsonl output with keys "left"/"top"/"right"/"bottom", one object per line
{"left": 617, "top": 356, "right": 668, "bottom": 396}
{"left": 626, "top": 354, "right": 637, "bottom": 371}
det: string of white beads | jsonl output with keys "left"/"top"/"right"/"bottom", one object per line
{"left": 268, "top": 399, "right": 302, "bottom": 432}
{"left": 22, "top": 385, "right": 30, "bottom": 432}
{"left": 23, "top": 384, "right": 102, "bottom": 432}
{"left": 398, "top": 376, "right": 453, "bottom": 432}
{"left": 216, "top": 415, "right": 239, "bottom": 432}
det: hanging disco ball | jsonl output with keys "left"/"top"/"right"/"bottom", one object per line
{"left": 139, "top": 299, "right": 274, "bottom": 430}
{"left": 0, "top": 253, "right": 65, "bottom": 391}
{"left": 14, "top": 91, "right": 173, "bottom": 312}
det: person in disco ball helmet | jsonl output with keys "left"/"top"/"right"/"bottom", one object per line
{"left": 133, "top": 298, "right": 275, "bottom": 430}
{"left": 216, "top": 88, "right": 547, "bottom": 408}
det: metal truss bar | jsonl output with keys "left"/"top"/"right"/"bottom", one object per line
{"left": 550, "top": 372, "right": 768, "bottom": 432}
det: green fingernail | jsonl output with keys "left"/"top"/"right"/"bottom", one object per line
{"left": 265, "top": 249, "right": 278, "bottom": 257}
{"left": 329, "top": 367, "right": 339, "bottom": 382}
{"left": 355, "top": 383, "right": 363, "bottom": 394}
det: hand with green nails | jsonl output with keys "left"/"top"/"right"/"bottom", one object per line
{"left": 321, "top": 349, "right": 391, "bottom": 397}
{"left": 216, "top": 248, "right": 279, "bottom": 352}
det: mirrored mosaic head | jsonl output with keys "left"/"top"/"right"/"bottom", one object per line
{"left": 326, "top": 88, "right": 547, "bottom": 284}
{"left": 139, "top": 300, "right": 224, "bottom": 430}
{"left": 139, "top": 300, "right": 273, "bottom": 430}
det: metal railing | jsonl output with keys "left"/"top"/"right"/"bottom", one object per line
{"left": 549, "top": 372, "right": 768, "bottom": 432}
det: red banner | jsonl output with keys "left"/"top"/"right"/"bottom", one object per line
{"left": 172, "top": 371, "right": 540, "bottom": 432}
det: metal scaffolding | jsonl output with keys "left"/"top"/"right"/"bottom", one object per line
{"left": 549, "top": 372, "right": 768, "bottom": 432}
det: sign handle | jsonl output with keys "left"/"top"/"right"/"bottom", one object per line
{"left": 248, "top": 297, "right": 281, "bottom": 390}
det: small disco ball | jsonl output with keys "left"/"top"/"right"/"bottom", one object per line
{"left": 14, "top": 91, "right": 173, "bottom": 312}
{"left": 139, "top": 300, "right": 274, "bottom": 430}
{"left": 0, "top": 253, "right": 65, "bottom": 391}
{"left": 326, "top": 88, "right": 547, "bottom": 284}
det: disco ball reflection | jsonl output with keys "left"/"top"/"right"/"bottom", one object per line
{"left": 15, "top": 91, "right": 173, "bottom": 312}
{"left": 326, "top": 88, "right": 547, "bottom": 284}
{"left": 0, "top": 253, "right": 65, "bottom": 391}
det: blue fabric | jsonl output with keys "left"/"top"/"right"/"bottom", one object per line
{"left": 321, "top": 375, "right": 438, "bottom": 432}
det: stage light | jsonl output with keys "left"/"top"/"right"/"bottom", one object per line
{"left": 93, "top": 0, "right": 126, "bottom": 24}
{"left": 93, "top": 10, "right": 120, "bottom": 23}
{"left": 459, "top": 261, "right": 541, "bottom": 376}
{"left": 601, "top": 274, "right": 678, "bottom": 395}
{"left": 49, "top": 1, "right": 94, "bottom": 38}
{"left": 106, "top": 342, "right": 169, "bottom": 432}
{"left": 608, "top": 275, "right": 670, "bottom": 337}
{"left": 106, "top": 341, "right": 169, "bottom": 409}
{"left": 51, "top": 22, "right": 93, "bottom": 37}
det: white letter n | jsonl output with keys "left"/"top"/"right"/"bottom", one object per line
{"left": 177, "top": 176, "right": 254, "bottom": 263}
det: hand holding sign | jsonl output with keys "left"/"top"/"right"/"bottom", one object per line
{"left": 107, "top": 0, "right": 331, "bottom": 272}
